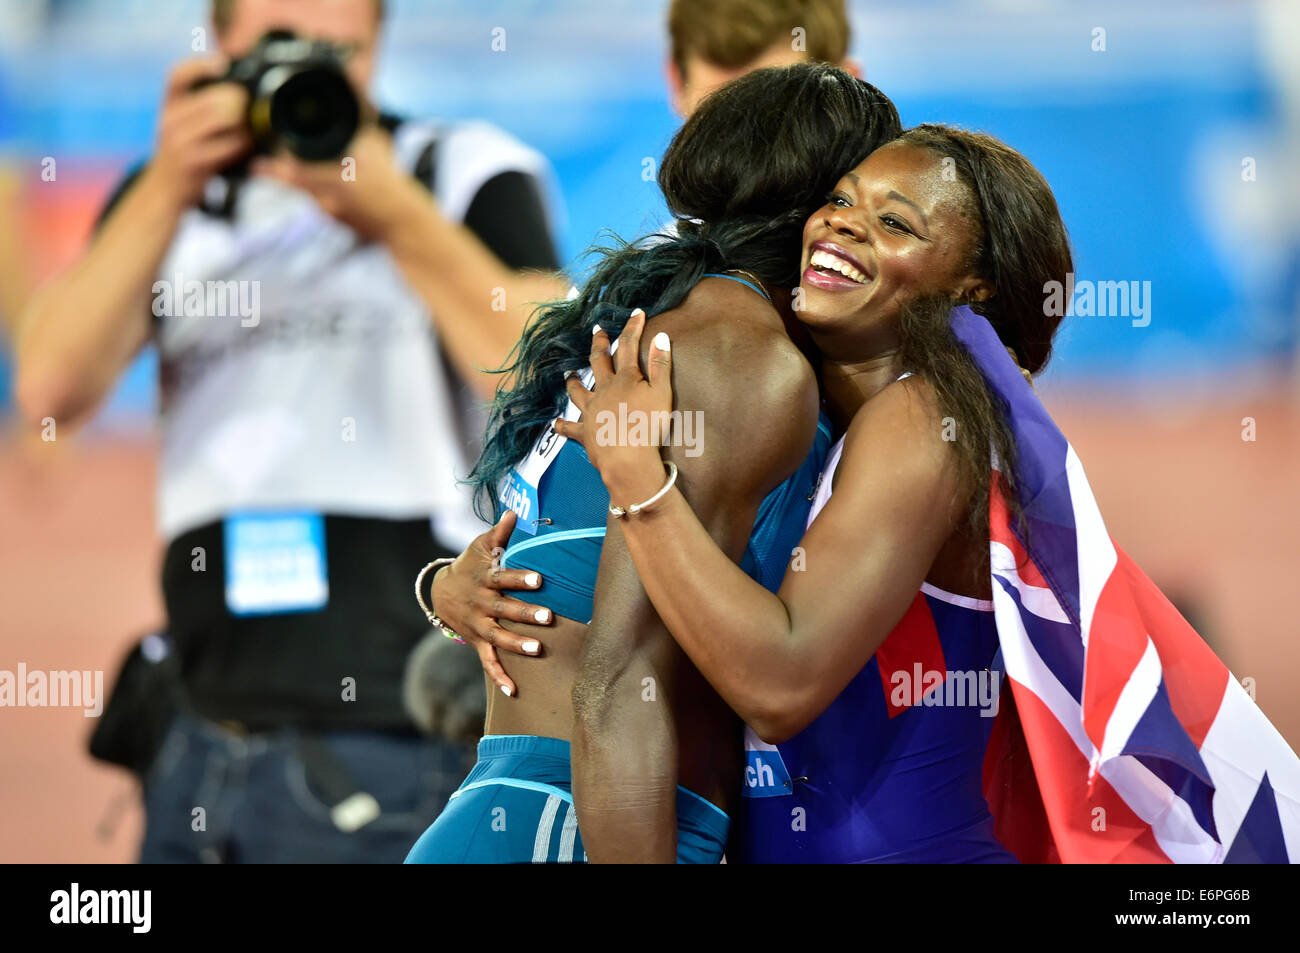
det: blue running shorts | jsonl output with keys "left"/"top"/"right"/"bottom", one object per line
{"left": 404, "top": 735, "right": 728, "bottom": 863}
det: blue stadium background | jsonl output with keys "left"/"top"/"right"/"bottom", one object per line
{"left": 1, "top": 0, "right": 1297, "bottom": 423}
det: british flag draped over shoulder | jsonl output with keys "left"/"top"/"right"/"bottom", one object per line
{"left": 951, "top": 305, "right": 1300, "bottom": 863}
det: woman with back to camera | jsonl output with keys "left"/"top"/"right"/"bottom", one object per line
{"left": 405, "top": 64, "right": 903, "bottom": 863}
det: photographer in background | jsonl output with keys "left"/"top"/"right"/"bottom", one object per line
{"left": 15, "top": 0, "right": 567, "bottom": 863}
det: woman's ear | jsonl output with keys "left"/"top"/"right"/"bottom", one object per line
{"left": 955, "top": 276, "right": 995, "bottom": 304}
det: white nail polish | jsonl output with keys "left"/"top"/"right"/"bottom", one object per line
{"left": 534, "top": 608, "right": 551, "bottom": 624}
{"left": 592, "top": 324, "right": 602, "bottom": 335}
{"left": 522, "top": 640, "right": 540, "bottom": 655}
{"left": 500, "top": 685, "right": 513, "bottom": 697}
{"left": 524, "top": 572, "right": 540, "bottom": 587}
{"left": 653, "top": 331, "right": 671, "bottom": 352}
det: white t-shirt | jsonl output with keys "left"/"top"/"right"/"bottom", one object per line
{"left": 151, "top": 119, "right": 558, "bottom": 548}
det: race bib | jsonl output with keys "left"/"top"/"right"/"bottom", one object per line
{"left": 741, "top": 726, "right": 794, "bottom": 798}
{"left": 500, "top": 344, "right": 612, "bottom": 535}
{"left": 224, "top": 511, "right": 329, "bottom": 616}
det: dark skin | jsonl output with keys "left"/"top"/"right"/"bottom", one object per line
{"left": 554, "top": 143, "right": 1003, "bottom": 744}
{"left": 429, "top": 277, "right": 819, "bottom": 861}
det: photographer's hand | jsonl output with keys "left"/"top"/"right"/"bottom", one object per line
{"left": 145, "top": 56, "right": 253, "bottom": 210}
{"left": 251, "top": 124, "right": 570, "bottom": 402}
{"left": 249, "top": 124, "right": 417, "bottom": 240}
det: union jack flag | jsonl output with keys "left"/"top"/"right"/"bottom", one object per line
{"left": 952, "top": 306, "right": 1300, "bottom": 863}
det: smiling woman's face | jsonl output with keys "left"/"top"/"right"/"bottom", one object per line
{"left": 798, "top": 141, "right": 993, "bottom": 348}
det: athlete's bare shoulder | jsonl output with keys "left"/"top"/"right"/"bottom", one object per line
{"left": 641, "top": 274, "right": 820, "bottom": 494}
{"left": 644, "top": 275, "right": 815, "bottom": 412}
{"left": 835, "top": 372, "right": 965, "bottom": 523}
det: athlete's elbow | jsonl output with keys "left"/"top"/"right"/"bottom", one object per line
{"left": 746, "top": 716, "right": 785, "bottom": 747}
{"left": 740, "top": 690, "right": 817, "bottom": 746}
{"left": 747, "top": 714, "right": 806, "bottom": 747}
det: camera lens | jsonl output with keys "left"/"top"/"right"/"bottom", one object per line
{"left": 268, "top": 67, "right": 359, "bottom": 161}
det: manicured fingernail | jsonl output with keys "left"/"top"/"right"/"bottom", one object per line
{"left": 592, "top": 324, "right": 602, "bottom": 335}
{"left": 563, "top": 369, "right": 576, "bottom": 379}
{"left": 522, "top": 640, "right": 540, "bottom": 655}
{"left": 524, "top": 572, "right": 540, "bottom": 587}
{"left": 500, "top": 684, "right": 513, "bottom": 697}
{"left": 534, "top": 608, "right": 551, "bottom": 624}
{"left": 630, "top": 308, "right": 645, "bottom": 318}
{"left": 653, "top": 332, "right": 670, "bottom": 351}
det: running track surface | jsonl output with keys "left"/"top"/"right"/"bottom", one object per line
{"left": 1, "top": 388, "right": 1297, "bottom": 863}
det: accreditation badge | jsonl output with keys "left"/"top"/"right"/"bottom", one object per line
{"left": 223, "top": 511, "right": 329, "bottom": 616}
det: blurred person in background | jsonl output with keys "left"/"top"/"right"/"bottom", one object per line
{"left": 14, "top": 0, "right": 567, "bottom": 863}
{"left": 665, "top": 0, "right": 859, "bottom": 118}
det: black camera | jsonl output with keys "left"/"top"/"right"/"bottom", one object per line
{"left": 200, "top": 30, "right": 361, "bottom": 161}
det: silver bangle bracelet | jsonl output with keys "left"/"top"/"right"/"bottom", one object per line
{"left": 609, "top": 462, "right": 678, "bottom": 518}
{"left": 414, "top": 557, "right": 466, "bottom": 643}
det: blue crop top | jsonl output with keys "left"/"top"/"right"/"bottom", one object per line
{"left": 498, "top": 274, "right": 829, "bottom": 621}
{"left": 500, "top": 418, "right": 831, "bottom": 622}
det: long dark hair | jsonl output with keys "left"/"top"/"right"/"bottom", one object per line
{"left": 891, "top": 125, "right": 1073, "bottom": 555}
{"left": 468, "top": 64, "right": 902, "bottom": 519}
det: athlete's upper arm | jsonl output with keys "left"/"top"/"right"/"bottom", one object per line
{"left": 580, "top": 304, "right": 818, "bottom": 676}
{"left": 651, "top": 303, "right": 819, "bottom": 526}
{"left": 585, "top": 307, "right": 818, "bottom": 675}
{"left": 570, "top": 297, "right": 818, "bottom": 859}
{"left": 761, "top": 377, "right": 971, "bottom": 739}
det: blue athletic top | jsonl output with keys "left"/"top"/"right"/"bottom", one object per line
{"left": 499, "top": 274, "right": 830, "bottom": 622}
{"left": 738, "top": 435, "right": 1016, "bottom": 863}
